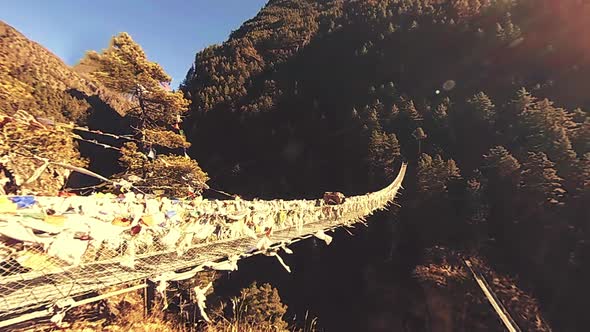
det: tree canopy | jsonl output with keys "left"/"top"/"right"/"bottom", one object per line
{"left": 81, "top": 33, "right": 207, "bottom": 196}
{"left": 177, "top": 0, "right": 590, "bottom": 329}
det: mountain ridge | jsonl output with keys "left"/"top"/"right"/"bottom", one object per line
{"left": 0, "top": 20, "right": 132, "bottom": 123}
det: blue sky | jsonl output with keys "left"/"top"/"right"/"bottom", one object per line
{"left": 1, "top": 0, "right": 268, "bottom": 87}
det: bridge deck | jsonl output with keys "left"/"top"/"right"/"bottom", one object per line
{"left": 0, "top": 215, "right": 363, "bottom": 318}
{"left": 0, "top": 164, "right": 406, "bottom": 320}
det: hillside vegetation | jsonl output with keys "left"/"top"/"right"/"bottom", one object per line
{"left": 0, "top": 21, "right": 131, "bottom": 123}
{"left": 180, "top": 0, "right": 590, "bottom": 330}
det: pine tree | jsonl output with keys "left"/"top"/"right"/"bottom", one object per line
{"left": 360, "top": 45, "right": 369, "bottom": 56}
{"left": 389, "top": 104, "right": 400, "bottom": 119}
{"left": 368, "top": 130, "right": 401, "bottom": 182}
{"left": 81, "top": 33, "right": 189, "bottom": 130}
{"left": 417, "top": 153, "right": 434, "bottom": 195}
{"left": 387, "top": 22, "right": 396, "bottom": 34}
{"left": 81, "top": 32, "right": 208, "bottom": 196}
{"left": 432, "top": 154, "right": 449, "bottom": 187}
{"left": 516, "top": 96, "right": 577, "bottom": 178}
{"left": 433, "top": 103, "right": 449, "bottom": 130}
{"left": 401, "top": 100, "right": 422, "bottom": 122}
{"left": 503, "top": 15, "right": 522, "bottom": 41}
{"left": 520, "top": 152, "right": 565, "bottom": 207}
{"left": 365, "top": 109, "right": 382, "bottom": 132}
{"left": 545, "top": 126, "right": 577, "bottom": 171}
{"left": 467, "top": 92, "right": 495, "bottom": 124}
{"left": 417, "top": 153, "right": 448, "bottom": 196}
{"left": 370, "top": 98, "right": 385, "bottom": 118}
{"left": 447, "top": 158, "right": 461, "bottom": 180}
{"left": 484, "top": 146, "right": 520, "bottom": 179}
{"left": 495, "top": 22, "right": 505, "bottom": 39}
{"left": 235, "top": 282, "right": 288, "bottom": 330}
{"left": 512, "top": 87, "right": 536, "bottom": 115}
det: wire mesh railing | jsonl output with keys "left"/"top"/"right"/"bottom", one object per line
{"left": 0, "top": 163, "right": 406, "bottom": 324}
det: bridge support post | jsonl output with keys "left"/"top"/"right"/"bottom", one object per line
{"left": 144, "top": 279, "right": 156, "bottom": 317}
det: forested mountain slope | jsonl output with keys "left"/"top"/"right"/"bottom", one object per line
{"left": 181, "top": 0, "right": 590, "bottom": 330}
{"left": 0, "top": 21, "right": 131, "bottom": 123}
{"left": 181, "top": 0, "right": 589, "bottom": 195}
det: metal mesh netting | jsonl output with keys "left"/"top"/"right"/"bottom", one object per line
{"left": 0, "top": 164, "right": 406, "bottom": 320}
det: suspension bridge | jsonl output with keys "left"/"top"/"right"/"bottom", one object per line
{"left": 0, "top": 163, "right": 407, "bottom": 328}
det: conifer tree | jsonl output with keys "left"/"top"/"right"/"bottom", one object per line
{"left": 365, "top": 109, "right": 382, "bottom": 132}
{"left": 468, "top": 92, "right": 495, "bottom": 124}
{"left": 368, "top": 130, "right": 401, "bottom": 182}
{"left": 483, "top": 146, "right": 520, "bottom": 179}
{"left": 520, "top": 152, "right": 565, "bottom": 207}
{"left": 417, "top": 153, "right": 434, "bottom": 195}
{"left": 417, "top": 153, "right": 449, "bottom": 196}
{"left": 516, "top": 96, "right": 577, "bottom": 178}
{"left": 433, "top": 103, "right": 449, "bottom": 130}
{"left": 80, "top": 32, "right": 208, "bottom": 196}
{"left": 512, "top": 87, "right": 537, "bottom": 115}
{"left": 401, "top": 100, "right": 422, "bottom": 123}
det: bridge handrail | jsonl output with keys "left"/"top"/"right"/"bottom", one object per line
{"left": 0, "top": 163, "right": 406, "bottom": 320}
